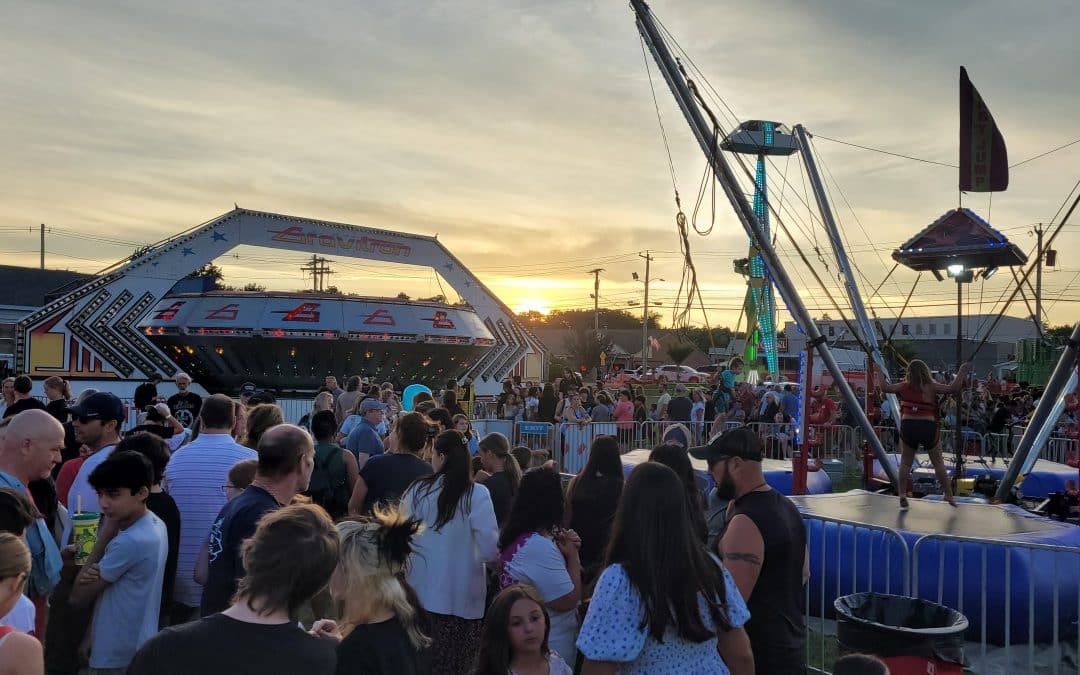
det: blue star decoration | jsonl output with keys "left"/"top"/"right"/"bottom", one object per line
{"left": 212, "top": 230, "right": 227, "bottom": 242}
{"left": 182, "top": 247, "right": 195, "bottom": 256}
{"left": 444, "top": 262, "right": 455, "bottom": 272}
{"left": 151, "top": 261, "right": 160, "bottom": 267}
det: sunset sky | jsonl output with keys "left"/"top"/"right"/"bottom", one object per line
{"left": 2, "top": 0, "right": 1078, "bottom": 331}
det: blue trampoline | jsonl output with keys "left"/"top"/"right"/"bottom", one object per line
{"left": 873, "top": 452, "right": 1078, "bottom": 499}
{"left": 621, "top": 449, "right": 832, "bottom": 495}
{"left": 795, "top": 491, "right": 1080, "bottom": 645}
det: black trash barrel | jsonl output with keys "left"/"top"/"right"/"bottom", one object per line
{"left": 834, "top": 592, "right": 968, "bottom": 675}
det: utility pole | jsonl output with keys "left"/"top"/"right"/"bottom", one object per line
{"left": 588, "top": 268, "right": 604, "bottom": 331}
{"left": 40, "top": 224, "right": 45, "bottom": 269}
{"left": 639, "top": 252, "right": 653, "bottom": 372}
{"left": 300, "top": 255, "right": 335, "bottom": 292}
{"left": 1034, "top": 223, "right": 1044, "bottom": 330}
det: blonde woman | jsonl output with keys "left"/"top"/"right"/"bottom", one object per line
{"left": 299, "top": 391, "right": 334, "bottom": 431}
{"left": 0, "top": 533, "right": 42, "bottom": 674}
{"left": 43, "top": 376, "right": 72, "bottom": 424}
{"left": 874, "top": 359, "right": 972, "bottom": 509}
{"left": 311, "top": 508, "right": 431, "bottom": 674}
{"left": 244, "top": 404, "right": 284, "bottom": 450}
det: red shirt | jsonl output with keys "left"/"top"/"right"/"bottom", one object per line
{"left": 55, "top": 457, "right": 85, "bottom": 508}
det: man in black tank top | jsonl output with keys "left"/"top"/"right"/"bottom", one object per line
{"left": 691, "top": 427, "right": 807, "bottom": 674}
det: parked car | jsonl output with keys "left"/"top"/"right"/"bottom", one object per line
{"left": 696, "top": 364, "right": 721, "bottom": 376}
{"left": 653, "top": 364, "right": 706, "bottom": 383}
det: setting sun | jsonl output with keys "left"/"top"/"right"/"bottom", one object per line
{"left": 513, "top": 298, "right": 551, "bottom": 315}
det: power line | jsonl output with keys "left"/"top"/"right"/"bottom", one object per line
{"left": 812, "top": 134, "right": 957, "bottom": 168}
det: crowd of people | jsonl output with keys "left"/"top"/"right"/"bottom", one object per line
{"left": 1, "top": 362, "right": 1024, "bottom": 673}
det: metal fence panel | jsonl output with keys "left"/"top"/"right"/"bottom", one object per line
{"left": 802, "top": 513, "right": 911, "bottom": 674}
{"left": 912, "top": 534, "right": 1080, "bottom": 673}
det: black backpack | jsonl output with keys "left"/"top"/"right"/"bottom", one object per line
{"left": 306, "top": 443, "right": 350, "bottom": 519}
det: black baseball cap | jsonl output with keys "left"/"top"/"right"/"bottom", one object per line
{"left": 239, "top": 382, "right": 257, "bottom": 397}
{"left": 248, "top": 390, "right": 276, "bottom": 405}
{"left": 68, "top": 392, "right": 126, "bottom": 423}
{"left": 689, "top": 427, "right": 762, "bottom": 464}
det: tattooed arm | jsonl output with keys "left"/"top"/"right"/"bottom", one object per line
{"left": 719, "top": 514, "right": 764, "bottom": 601}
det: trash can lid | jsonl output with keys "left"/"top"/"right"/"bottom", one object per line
{"left": 834, "top": 592, "right": 969, "bottom": 636}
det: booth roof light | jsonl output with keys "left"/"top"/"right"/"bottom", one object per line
{"left": 947, "top": 263, "right": 965, "bottom": 276}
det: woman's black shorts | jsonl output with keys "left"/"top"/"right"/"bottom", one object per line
{"left": 900, "top": 419, "right": 939, "bottom": 450}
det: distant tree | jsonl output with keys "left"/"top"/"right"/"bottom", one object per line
{"left": 565, "top": 329, "right": 614, "bottom": 373}
{"left": 818, "top": 312, "right": 834, "bottom": 322}
{"left": 666, "top": 342, "right": 695, "bottom": 366}
{"left": 242, "top": 282, "right": 266, "bottom": 292}
{"left": 418, "top": 294, "right": 447, "bottom": 304}
{"left": 521, "top": 308, "right": 659, "bottom": 331}
{"left": 681, "top": 326, "right": 734, "bottom": 353}
{"left": 186, "top": 263, "right": 223, "bottom": 283}
{"left": 1046, "top": 324, "right": 1075, "bottom": 340}
{"left": 396, "top": 292, "right": 411, "bottom": 301}
{"left": 325, "top": 285, "right": 340, "bottom": 294}
{"left": 517, "top": 310, "right": 547, "bottom": 327}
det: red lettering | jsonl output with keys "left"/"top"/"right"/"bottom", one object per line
{"left": 205, "top": 303, "right": 239, "bottom": 320}
{"left": 281, "top": 303, "right": 321, "bottom": 322}
{"left": 425, "top": 311, "right": 455, "bottom": 330}
{"left": 363, "top": 309, "right": 396, "bottom": 326}
{"left": 153, "top": 302, "right": 185, "bottom": 321}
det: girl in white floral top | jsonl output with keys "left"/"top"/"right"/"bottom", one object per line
{"left": 577, "top": 462, "right": 754, "bottom": 675}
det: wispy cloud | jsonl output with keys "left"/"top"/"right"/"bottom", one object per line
{"left": 0, "top": 0, "right": 1077, "bottom": 326}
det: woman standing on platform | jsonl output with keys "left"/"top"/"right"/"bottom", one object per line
{"left": 874, "top": 359, "right": 971, "bottom": 509}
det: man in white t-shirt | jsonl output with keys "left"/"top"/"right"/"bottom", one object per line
{"left": 64, "top": 392, "right": 125, "bottom": 540}
{"left": 163, "top": 394, "right": 256, "bottom": 622}
{"left": 656, "top": 384, "right": 672, "bottom": 421}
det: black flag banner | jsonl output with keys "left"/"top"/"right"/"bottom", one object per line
{"left": 959, "top": 66, "right": 1008, "bottom": 192}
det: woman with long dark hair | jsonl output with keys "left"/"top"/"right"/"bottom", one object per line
{"left": 497, "top": 468, "right": 582, "bottom": 664}
{"left": 649, "top": 443, "right": 708, "bottom": 544}
{"left": 473, "top": 585, "right": 573, "bottom": 675}
{"left": 537, "top": 384, "right": 557, "bottom": 424}
{"left": 563, "top": 435, "right": 624, "bottom": 584}
{"left": 874, "top": 359, "right": 971, "bottom": 509}
{"left": 402, "top": 430, "right": 498, "bottom": 675}
{"left": 442, "top": 390, "right": 466, "bottom": 418}
{"left": 577, "top": 462, "right": 753, "bottom": 674}
{"left": 476, "top": 432, "right": 522, "bottom": 527}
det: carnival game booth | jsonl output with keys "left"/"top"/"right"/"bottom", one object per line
{"left": 796, "top": 491, "right": 1080, "bottom": 645}
{"left": 620, "top": 448, "right": 832, "bottom": 496}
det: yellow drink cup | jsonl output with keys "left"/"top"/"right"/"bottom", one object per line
{"left": 71, "top": 512, "right": 100, "bottom": 565}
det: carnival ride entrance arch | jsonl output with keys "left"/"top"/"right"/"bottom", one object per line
{"left": 15, "top": 208, "right": 543, "bottom": 390}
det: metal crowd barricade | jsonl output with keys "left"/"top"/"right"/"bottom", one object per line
{"left": 802, "top": 513, "right": 910, "bottom": 674}
{"left": 472, "top": 418, "right": 515, "bottom": 442}
{"left": 557, "top": 421, "right": 622, "bottom": 474}
{"left": 984, "top": 432, "right": 1017, "bottom": 461}
{"left": 276, "top": 398, "right": 309, "bottom": 425}
{"left": 938, "top": 428, "right": 986, "bottom": 459}
{"left": 1041, "top": 436, "right": 1079, "bottom": 465}
{"left": 912, "top": 534, "right": 1080, "bottom": 674}
{"left": 513, "top": 421, "right": 555, "bottom": 456}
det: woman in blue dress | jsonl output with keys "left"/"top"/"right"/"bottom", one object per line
{"left": 577, "top": 462, "right": 753, "bottom": 674}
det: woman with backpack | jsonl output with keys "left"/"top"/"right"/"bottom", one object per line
{"left": 306, "top": 410, "right": 358, "bottom": 520}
